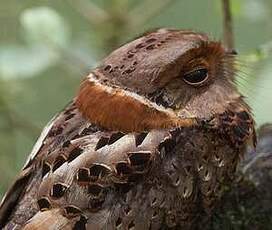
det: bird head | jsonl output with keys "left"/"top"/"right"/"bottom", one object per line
{"left": 76, "top": 28, "right": 255, "bottom": 145}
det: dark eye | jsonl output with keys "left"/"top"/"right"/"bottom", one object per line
{"left": 183, "top": 68, "right": 208, "bottom": 86}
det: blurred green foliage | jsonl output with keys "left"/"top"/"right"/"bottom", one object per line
{"left": 0, "top": 0, "right": 272, "bottom": 198}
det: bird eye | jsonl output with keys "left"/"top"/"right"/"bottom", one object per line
{"left": 183, "top": 68, "right": 208, "bottom": 86}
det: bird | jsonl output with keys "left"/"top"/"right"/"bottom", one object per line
{"left": 0, "top": 28, "right": 256, "bottom": 230}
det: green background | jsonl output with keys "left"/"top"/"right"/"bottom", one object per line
{"left": 0, "top": 0, "right": 272, "bottom": 199}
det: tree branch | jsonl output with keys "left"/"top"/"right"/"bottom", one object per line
{"left": 222, "top": 0, "right": 234, "bottom": 51}
{"left": 129, "top": 0, "right": 178, "bottom": 29}
{"left": 68, "top": 0, "right": 109, "bottom": 26}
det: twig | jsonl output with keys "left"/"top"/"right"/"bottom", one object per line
{"left": 9, "top": 112, "right": 41, "bottom": 136}
{"left": 129, "top": 0, "right": 178, "bottom": 29}
{"left": 242, "top": 150, "right": 271, "bottom": 174}
{"left": 0, "top": 105, "right": 40, "bottom": 137}
{"left": 0, "top": 83, "right": 40, "bottom": 137}
{"left": 222, "top": 0, "right": 234, "bottom": 51}
{"left": 68, "top": 0, "right": 109, "bottom": 26}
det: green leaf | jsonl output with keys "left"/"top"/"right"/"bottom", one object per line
{"left": 249, "top": 58, "right": 272, "bottom": 125}
{"left": 0, "top": 45, "right": 59, "bottom": 79}
{"left": 231, "top": 0, "right": 242, "bottom": 16}
{"left": 20, "top": 7, "right": 70, "bottom": 47}
{"left": 241, "top": 0, "right": 269, "bottom": 22}
{"left": 214, "top": 0, "right": 242, "bottom": 17}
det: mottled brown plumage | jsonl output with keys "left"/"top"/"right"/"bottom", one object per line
{"left": 0, "top": 29, "right": 255, "bottom": 229}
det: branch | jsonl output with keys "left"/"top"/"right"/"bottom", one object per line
{"left": 221, "top": 0, "right": 235, "bottom": 51}
{"left": 8, "top": 112, "right": 40, "bottom": 136}
{"left": 0, "top": 83, "right": 40, "bottom": 137}
{"left": 129, "top": 0, "right": 178, "bottom": 29}
{"left": 68, "top": 0, "right": 109, "bottom": 26}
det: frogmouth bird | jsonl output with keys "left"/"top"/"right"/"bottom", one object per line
{"left": 0, "top": 29, "right": 256, "bottom": 229}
